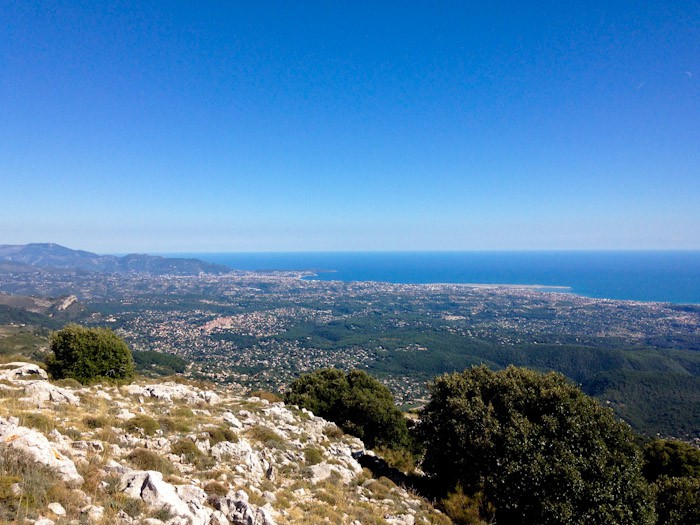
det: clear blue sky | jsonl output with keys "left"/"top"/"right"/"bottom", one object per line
{"left": 2, "top": 1, "right": 698, "bottom": 252}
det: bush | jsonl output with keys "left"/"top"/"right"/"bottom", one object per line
{"left": 171, "top": 438, "right": 202, "bottom": 463}
{"left": 653, "top": 476, "right": 700, "bottom": 525}
{"left": 285, "top": 368, "right": 411, "bottom": 450}
{"left": 122, "top": 415, "right": 160, "bottom": 436}
{"left": 204, "top": 426, "right": 238, "bottom": 445}
{"left": 249, "top": 390, "right": 283, "bottom": 403}
{"left": 46, "top": 324, "right": 135, "bottom": 385}
{"left": 643, "top": 439, "right": 700, "bottom": 482}
{"left": 126, "top": 448, "right": 174, "bottom": 475}
{"left": 419, "top": 365, "right": 655, "bottom": 525}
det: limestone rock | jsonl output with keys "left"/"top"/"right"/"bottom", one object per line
{"left": 124, "top": 382, "right": 220, "bottom": 405}
{"left": 0, "top": 417, "right": 84, "bottom": 486}
{"left": 48, "top": 502, "right": 66, "bottom": 516}
{"left": 18, "top": 380, "right": 80, "bottom": 407}
{"left": 120, "top": 470, "right": 213, "bottom": 525}
{"left": 212, "top": 491, "right": 277, "bottom": 525}
{"left": 211, "top": 440, "right": 267, "bottom": 481}
{"left": 80, "top": 504, "right": 105, "bottom": 523}
{"left": 0, "top": 361, "right": 48, "bottom": 381}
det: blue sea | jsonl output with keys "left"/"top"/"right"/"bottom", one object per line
{"left": 168, "top": 251, "right": 700, "bottom": 305}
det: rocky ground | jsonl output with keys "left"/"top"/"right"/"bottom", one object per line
{"left": 0, "top": 362, "right": 449, "bottom": 525}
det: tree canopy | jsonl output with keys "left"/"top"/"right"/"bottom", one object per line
{"left": 46, "top": 324, "right": 136, "bottom": 384}
{"left": 418, "top": 365, "right": 654, "bottom": 525}
{"left": 285, "top": 368, "right": 411, "bottom": 450}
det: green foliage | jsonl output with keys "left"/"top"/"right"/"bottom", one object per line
{"left": 126, "top": 448, "right": 174, "bottom": 475}
{"left": 285, "top": 368, "right": 411, "bottom": 450}
{"left": 653, "top": 476, "right": 700, "bottom": 525}
{"left": 132, "top": 350, "right": 188, "bottom": 376}
{"left": 204, "top": 425, "right": 238, "bottom": 445}
{"left": 122, "top": 414, "right": 160, "bottom": 436}
{"left": 45, "top": 324, "right": 135, "bottom": 384}
{"left": 419, "top": 365, "right": 655, "bottom": 525}
{"left": 171, "top": 438, "right": 202, "bottom": 462}
{"left": 0, "top": 447, "right": 55, "bottom": 521}
{"left": 584, "top": 370, "right": 700, "bottom": 439}
{"left": 441, "top": 486, "right": 493, "bottom": 525}
{"left": 643, "top": 439, "right": 700, "bottom": 482}
{"left": 303, "top": 446, "right": 323, "bottom": 465}
{"left": 249, "top": 389, "right": 283, "bottom": 403}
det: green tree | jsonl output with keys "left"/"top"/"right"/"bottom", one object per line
{"left": 653, "top": 476, "right": 700, "bottom": 525}
{"left": 642, "top": 439, "right": 700, "bottom": 482}
{"left": 46, "top": 324, "right": 136, "bottom": 384}
{"left": 285, "top": 368, "right": 410, "bottom": 449}
{"left": 419, "top": 365, "right": 654, "bottom": 525}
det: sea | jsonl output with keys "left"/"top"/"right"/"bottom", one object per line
{"left": 167, "top": 251, "right": 700, "bottom": 305}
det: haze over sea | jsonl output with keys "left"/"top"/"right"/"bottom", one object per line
{"left": 166, "top": 251, "right": 700, "bottom": 305}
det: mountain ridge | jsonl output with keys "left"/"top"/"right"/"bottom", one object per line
{"left": 0, "top": 243, "right": 231, "bottom": 276}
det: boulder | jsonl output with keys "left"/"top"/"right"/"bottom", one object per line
{"left": 124, "top": 383, "right": 220, "bottom": 405}
{"left": 211, "top": 440, "right": 267, "bottom": 482}
{"left": 0, "top": 361, "right": 48, "bottom": 381}
{"left": 20, "top": 381, "right": 80, "bottom": 407}
{"left": 212, "top": 491, "right": 277, "bottom": 525}
{"left": 0, "top": 417, "right": 84, "bottom": 486}
{"left": 120, "top": 470, "right": 213, "bottom": 525}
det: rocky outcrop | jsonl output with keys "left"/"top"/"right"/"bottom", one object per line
{"left": 0, "top": 417, "right": 84, "bottom": 486}
{"left": 212, "top": 490, "right": 277, "bottom": 525}
{"left": 0, "top": 364, "right": 447, "bottom": 524}
{"left": 21, "top": 380, "right": 81, "bottom": 406}
{"left": 124, "top": 382, "right": 221, "bottom": 405}
{"left": 0, "top": 361, "right": 48, "bottom": 381}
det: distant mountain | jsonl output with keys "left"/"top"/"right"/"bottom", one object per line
{"left": 0, "top": 243, "right": 231, "bottom": 275}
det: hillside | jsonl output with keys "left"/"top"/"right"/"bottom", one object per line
{"left": 0, "top": 244, "right": 230, "bottom": 276}
{"left": 0, "top": 362, "right": 448, "bottom": 525}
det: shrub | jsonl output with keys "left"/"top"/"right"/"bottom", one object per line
{"left": 204, "top": 425, "right": 238, "bottom": 445}
{"left": 126, "top": 448, "right": 174, "bottom": 475}
{"left": 249, "top": 390, "right": 283, "bottom": 403}
{"left": 441, "top": 486, "right": 494, "bottom": 525}
{"left": 303, "top": 446, "right": 323, "bottom": 465}
{"left": 45, "top": 324, "right": 135, "bottom": 385}
{"left": 82, "top": 415, "right": 107, "bottom": 429}
{"left": 285, "top": 368, "right": 411, "bottom": 450}
{"left": 643, "top": 439, "right": 700, "bottom": 482}
{"left": 0, "top": 447, "right": 59, "bottom": 521}
{"left": 653, "top": 476, "right": 700, "bottom": 525}
{"left": 171, "top": 438, "right": 202, "bottom": 462}
{"left": 204, "top": 481, "right": 229, "bottom": 497}
{"left": 419, "top": 365, "right": 655, "bottom": 525}
{"left": 122, "top": 415, "right": 160, "bottom": 436}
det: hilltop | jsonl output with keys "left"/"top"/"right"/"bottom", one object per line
{"left": 0, "top": 361, "right": 447, "bottom": 525}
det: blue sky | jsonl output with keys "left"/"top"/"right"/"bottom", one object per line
{"left": 1, "top": 1, "right": 698, "bottom": 252}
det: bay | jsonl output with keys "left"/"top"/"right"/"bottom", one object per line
{"left": 163, "top": 251, "right": 700, "bottom": 305}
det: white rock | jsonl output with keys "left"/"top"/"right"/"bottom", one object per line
{"left": 0, "top": 362, "right": 48, "bottom": 381}
{"left": 34, "top": 518, "right": 55, "bottom": 525}
{"left": 212, "top": 493, "right": 277, "bottom": 525}
{"left": 0, "top": 417, "right": 84, "bottom": 486}
{"left": 222, "top": 412, "right": 243, "bottom": 429}
{"left": 307, "top": 462, "right": 356, "bottom": 484}
{"left": 124, "top": 383, "right": 221, "bottom": 405}
{"left": 211, "top": 440, "right": 266, "bottom": 481}
{"left": 209, "top": 510, "right": 230, "bottom": 525}
{"left": 20, "top": 381, "right": 80, "bottom": 407}
{"left": 120, "top": 470, "right": 213, "bottom": 525}
{"left": 81, "top": 504, "right": 105, "bottom": 522}
{"left": 48, "top": 502, "right": 66, "bottom": 516}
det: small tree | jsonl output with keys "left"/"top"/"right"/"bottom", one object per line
{"left": 285, "top": 368, "right": 411, "bottom": 450}
{"left": 46, "top": 324, "right": 136, "bottom": 384}
{"left": 419, "top": 365, "right": 655, "bottom": 525}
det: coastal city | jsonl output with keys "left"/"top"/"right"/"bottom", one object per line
{"left": 1, "top": 262, "right": 697, "bottom": 405}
